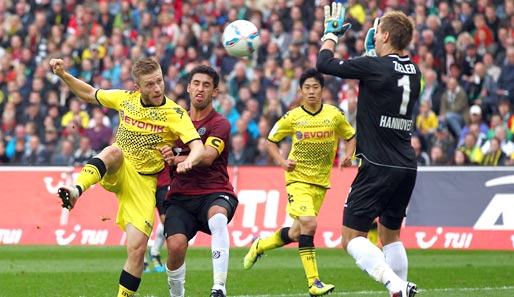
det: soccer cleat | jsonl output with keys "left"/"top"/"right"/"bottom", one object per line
{"left": 243, "top": 237, "right": 263, "bottom": 270}
{"left": 209, "top": 289, "right": 226, "bottom": 297}
{"left": 57, "top": 185, "right": 80, "bottom": 210}
{"left": 391, "top": 282, "right": 418, "bottom": 297}
{"left": 309, "top": 279, "right": 335, "bottom": 296}
{"left": 149, "top": 251, "right": 165, "bottom": 272}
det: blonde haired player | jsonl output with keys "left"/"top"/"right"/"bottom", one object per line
{"left": 317, "top": 3, "right": 420, "bottom": 297}
{"left": 50, "top": 57, "right": 204, "bottom": 297}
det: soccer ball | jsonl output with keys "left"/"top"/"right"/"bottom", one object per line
{"left": 222, "top": 20, "right": 261, "bottom": 57}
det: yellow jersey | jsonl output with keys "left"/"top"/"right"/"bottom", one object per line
{"left": 96, "top": 89, "right": 200, "bottom": 175}
{"left": 268, "top": 104, "right": 355, "bottom": 188}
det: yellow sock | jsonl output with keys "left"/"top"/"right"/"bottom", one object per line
{"left": 76, "top": 163, "right": 102, "bottom": 192}
{"left": 300, "top": 247, "right": 318, "bottom": 286}
{"left": 257, "top": 228, "right": 285, "bottom": 253}
{"left": 117, "top": 285, "right": 135, "bottom": 297}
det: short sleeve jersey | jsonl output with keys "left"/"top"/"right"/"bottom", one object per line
{"left": 96, "top": 89, "right": 200, "bottom": 175}
{"left": 169, "top": 110, "right": 235, "bottom": 196}
{"left": 268, "top": 104, "right": 355, "bottom": 188}
{"left": 317, "top": 52, "right": 421, "bottom": 169}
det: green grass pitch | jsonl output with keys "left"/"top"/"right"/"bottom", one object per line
{"left": 1, "top": 245, "right": 513, "bottom": 297}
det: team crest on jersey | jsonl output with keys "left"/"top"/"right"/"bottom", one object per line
{"left": 149, "top": 110, "right": 158, "bottom": 120}
{"left": 198, "top": 127, "right": 206, "bottom": 136}
{"left": 296, "top": 131, "right": 303, "bottom": 140}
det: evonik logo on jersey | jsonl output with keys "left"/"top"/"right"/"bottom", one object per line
{"left": 296, "top": 130, "right": 334, "bottom": 140}
{"left": 120, "top": 110, "right": 164, "bottom": 132}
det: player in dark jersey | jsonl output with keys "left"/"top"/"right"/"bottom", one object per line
{"left": 317, "top": 4, "right": 420, "bottom": 297}
{"left": 50, "top": 57, "right": 204, "bottom": 297}
{"left": 160, "top": 65, "right": 238, "bottom": 297}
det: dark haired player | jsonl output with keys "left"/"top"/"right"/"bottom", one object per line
{"left": 160, "top": 65, "right": 238, "bottom": 297}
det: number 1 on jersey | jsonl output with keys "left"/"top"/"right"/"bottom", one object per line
{"left": 397, "top": 75, "right": 410, "bottom": 115}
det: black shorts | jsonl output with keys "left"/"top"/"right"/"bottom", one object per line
{"left": 163, "top": 192, "right": 238, "bottom": 240}
{"left": 155, "top": 186, "right": 168, "bottom": 216}
{"left": 343, "top": 159, "right": 417, "bottom": 232}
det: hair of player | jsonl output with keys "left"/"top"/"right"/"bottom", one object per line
{"left": 188, "top": 65, "right": 220, "bottom": 88}
{"left": 380, "top": 10, "right": 414, "bottom": 52}
{"left": 299, "top": 68, "right": 324, "bottom": 88}
{"left": 132, "top": 57, "right": 162, "bottom": 85}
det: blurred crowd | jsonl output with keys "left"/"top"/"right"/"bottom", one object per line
{"left": 0, "top": 0, "right": 513, "bottom": 167}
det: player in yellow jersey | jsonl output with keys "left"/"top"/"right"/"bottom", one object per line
{"left": 243, "top": 68, "right": 356, "bottom": 296}
{"left": 49, "top": 57, "right": 204, "bottom": 297}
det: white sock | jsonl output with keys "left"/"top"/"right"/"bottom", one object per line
{"left": 208, "top": 213, "right": 229, "bottom": 294}
{"left": 166, "top": 263, "right": 186, "bottom": 297}
{"left": 347, "top": 236, "right": 404, "bottom": 294}
{"left": 151, "top": 222, "right": 165, "bottom": 256}
{"left": 383, "top": 241, "right": 408, "bottom": 281}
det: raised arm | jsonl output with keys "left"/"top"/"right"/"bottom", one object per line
{"left": 49, "top": 58, "right": 99, "bottom": 104}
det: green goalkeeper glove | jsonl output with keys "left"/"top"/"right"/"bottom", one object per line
{"left": 364, "top": 18, "right": 380, "bottom": 56}
{"left": 321, "top": 2, "right": 352, "bottom": 44}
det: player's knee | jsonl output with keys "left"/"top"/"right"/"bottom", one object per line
{"left": 99, "top": 146, "right": 123, "bottom": 165}
{"left": 166, "top": 236, "right": 187, "bottom": 256}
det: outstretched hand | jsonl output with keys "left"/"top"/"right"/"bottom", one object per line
{"left": 321, "top": 2, "right": 352, "bottom": 44}
{"left": 364, "top": 18, "right": 380, "bottom": 56}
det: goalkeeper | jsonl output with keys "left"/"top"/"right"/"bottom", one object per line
{"left": 317, "top": 3, "right": 420, "bottom": 297}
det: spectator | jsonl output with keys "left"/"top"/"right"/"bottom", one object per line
{"left": 439, "top": 77, "right": 469, "bottom": 139}
{"left": 412, "top": 135, "right": 430, "bottom": 166}
{"left": 42, "top": 125, "right": 59, "bottom": 158}
{"left": 495, "top": 46, "right": 514, "bottom": 104}
{"left": 482, "top": 137, "right": 507, "bottom": 166}
{"left": 460, "top": 132, "right": 484, "bottom": 165}
{"left": 72, "top": 136, "right": 96, "bottom": 166}
{"left": 60, "top": 98, "right": 90, "bottom": 130}
{"left": 429, "top": 145, "right": 448, "bottom": 166}
{"left": 463, "top": 62, "right": 498, "bottom": 121}
{"left": 481, "top": 125, "right": 514, "bottom": 156}
{"left": 415, "top": 100, "right": 439, "bottom": 149}
{"left": 21, "top": 135, "right": 50, "bottom": 165}
{"left": 253, "top": 136, "right": 274, "bottom": 166}
{"left": 458, "top": 105, "right": 489, "bottom": 147}
{"left": 5, "top": 124, "right": 28, "bottom": 159}
{"left": 84, "top": 107, "right": 113, "bottom": 151}
{"left": 450, "top": 149, "right": 472, "bottom": 166}
{"left": 486, "top": 114, "right": 512, "bottom": 141}
{"left": 228, "top": 133, "right": 254, "bottom": 166}
{"left": 52, "top": 139, "right": 75, "bottom": 166}
{"left": 419, "top": 69, "right": 442, "bottom": 116}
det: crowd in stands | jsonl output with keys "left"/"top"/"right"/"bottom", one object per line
{"left": 0, "top": 0, "right": 513, "bottom": 167}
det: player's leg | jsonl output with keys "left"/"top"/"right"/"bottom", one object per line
{"left": 118, "top": 224, "right": 149, "bottom": 297}
{"left": 149, "top": 186, "right": 168, "bottom": 272}
{"left": 243, "top": 222, "right": 295, "bottom": 270}
{"left": 58, "top": 146, "right": 123, "bottom": 209}
{"left": 164, "top": 197, "right": 196, "bottom": 297}
{"left": 343, "top": 162, "right": 417, "bottom": 297}
{"left": 112, "top": 165, "right": 157, "bottom": 297}
{"left": 205, "top": 193, "right": 238, "bottom": 297}
{"left": 292, "top": 184, "right": 333, "bottom": 296}
{"left": 379, "top": 223, "right": 408, "bottom": 281}
{"left": 379, "top": 168, "right": 417, "bottom": 284}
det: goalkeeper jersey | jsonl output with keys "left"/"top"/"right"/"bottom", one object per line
{"left": 96, "top": 89, "right": 200, "bottom": 175}
{"left": 268, "top": 104, "right": 355, "bottom": 188}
